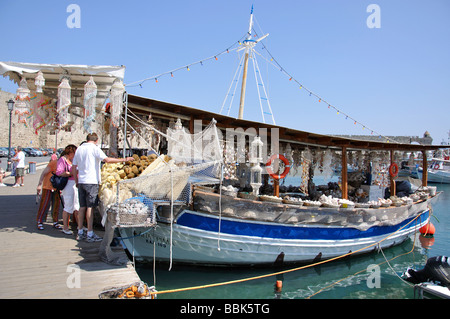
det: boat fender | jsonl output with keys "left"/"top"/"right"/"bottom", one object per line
{"left": 389, "top": 163, "right": 399, "bottom": 177}
{"left": 266, "top": 154, "right": 290, "bottom": 180}
{"left": 275, "top": 280, "right": 283, "bottom": 292}
{"left": 419, "top": 222, "right": 436, "bottom": 236}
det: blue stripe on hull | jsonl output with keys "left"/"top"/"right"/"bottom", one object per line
{"left": 177, "top": 210, "right": 429, "bottom": 240}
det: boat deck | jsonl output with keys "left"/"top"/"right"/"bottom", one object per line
{"left": 0, "top": 164, "right": 140, "bottom": 299}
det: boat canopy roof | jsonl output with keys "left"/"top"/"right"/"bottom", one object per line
{"left": 128, "top": 93, "right": 443, "bottom": 152}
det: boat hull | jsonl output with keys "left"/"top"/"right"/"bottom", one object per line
{"left": 119, "top": 208, "right": 430, "bottom": 266}
{"left": 418, "top": 170, "right": 450, "bottom": 184}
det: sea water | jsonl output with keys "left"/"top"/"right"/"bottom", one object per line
{"left": 135, "top": 182, "right": 450, "bottom": 299}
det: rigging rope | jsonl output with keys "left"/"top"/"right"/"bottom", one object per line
{"left": 123, "top": 26, "right": 397, "bottom": 143}
{"left": 247, "top": 25, "right": 401, "bottom": 144}
{"left": 220, "top": 52, "right": 246, "bottom": 116}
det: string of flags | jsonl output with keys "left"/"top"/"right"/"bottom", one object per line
{"left": 251, "top": 29, "right": 399, "bottom": 144}
{"left": 124, "top": 35, "right": 248, "bottom": 88}
{"left": 123, "top": 27, "right": 398, "bottom": 144}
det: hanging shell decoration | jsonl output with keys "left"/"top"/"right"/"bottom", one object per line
{"left": 57, "top": 78, "right": 71, "bottom": 129}
{"left": 15, "top": 78, "right": 31, "bottom": 124}
{"left": 83, "top": 76, "right": 97, "bottom": 133}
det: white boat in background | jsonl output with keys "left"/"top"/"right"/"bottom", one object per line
{"left": 417, "top": 158, "right": 450, "bottom": 184}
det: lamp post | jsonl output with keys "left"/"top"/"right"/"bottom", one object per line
{"left": 6, "top": 99, "right": 15, "bottom": 172}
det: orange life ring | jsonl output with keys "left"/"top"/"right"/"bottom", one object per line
{"left": 266, "top": 154, "right": 290, "bottom": 180}
{"left": 389, "top": 163, "right": 399, "bottom": 177}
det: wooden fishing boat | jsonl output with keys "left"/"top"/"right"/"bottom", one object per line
{"left": 100, "top": 7, "right": 444, "bottom": 267}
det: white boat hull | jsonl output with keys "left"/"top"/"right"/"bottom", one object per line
{"left": 417, "top": 169, "right": 450, "bottom": 184}
{"left": 119, "top": 208, "right": 430, "bottom": 266}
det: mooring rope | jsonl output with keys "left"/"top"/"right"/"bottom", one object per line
{"left": 306, "top": 218, "right": 420, "bottom": 299}
{"left": 149, "top": 209, "right": 429, "bottom": 297}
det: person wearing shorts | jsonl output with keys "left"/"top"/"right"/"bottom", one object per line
{"left": 71, "top": 133, "right": 134, "bottom": 242}
{"left": 12, "top": 146, "right": 25, "bottom": 187}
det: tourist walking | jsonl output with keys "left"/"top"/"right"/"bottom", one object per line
{"left": 36, "top": 156, "right": 62, "bottom": 230}
{"left": 71, "top": 133, "right": 134, "bottom": 242}
{"left": 12, "top": 146, "right": 25, "bottom": 187}
{"left": 56, "top": 144, "right": 79, "bottom": 235}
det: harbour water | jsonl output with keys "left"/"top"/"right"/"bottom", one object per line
{"left": 135, "top": 182, "right": 450, "bottom": 299}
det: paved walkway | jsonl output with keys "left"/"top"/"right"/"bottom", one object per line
{"left": 0, "top": 163, "right": 141, "bottom": 298}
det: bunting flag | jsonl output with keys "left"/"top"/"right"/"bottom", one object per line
{"left": 124, "top": 36, "right": 247, "bottom": 88}
{"left": 254, "top": 35, "right": 399, "bottom": 144}
{"left": 122, "top": 14, "right": 396, "bottom": 143}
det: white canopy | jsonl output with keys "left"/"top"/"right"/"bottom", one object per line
{"left": 0, "top": 61, "right": 126, "bottom": 109}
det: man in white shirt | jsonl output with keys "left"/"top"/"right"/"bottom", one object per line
{"left": 12, "top": 146, "right": 26, "bottom": 187}
{"left": 71, "top": 133, "right": 134, "bottom": 242}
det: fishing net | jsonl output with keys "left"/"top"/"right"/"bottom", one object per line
{"left": 108, "top": 120, "right": 223, "bottom": 228}
{"left": 99, "top": 120, "right": 223, "bottom": 266}
{"left": 116, "top": 160, "right": 221, "bottom": 220}
{"left": 167, "top": 119, "right": 223, "bottom": 163}
{"left": 194, "top": 189, "right": 435, "bottom": 232}
{"left": 98, "top": 281, "right": 157, "bottom": 299}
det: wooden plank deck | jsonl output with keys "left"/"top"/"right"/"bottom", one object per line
{"left": 0, "top": 164, "right": 141, "bottom": 299}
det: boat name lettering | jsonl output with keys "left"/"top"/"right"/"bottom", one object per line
{"left": 142, "top": 232, "right": 170, "bottom": 247}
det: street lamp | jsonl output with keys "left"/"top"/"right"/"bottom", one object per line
{"left": 6, "top": 99, "right": 15, "bottom": 172}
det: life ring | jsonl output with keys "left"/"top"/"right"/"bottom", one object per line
{"left": 266, "top": 154, "right": 290, "bottom": 180}
{"left": 389, "top": 163, "right": 399, "bottom": 177}
{"left": 434, "top": 164, "right": 440, "bottom": 170}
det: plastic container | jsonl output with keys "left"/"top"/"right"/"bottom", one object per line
{"left": 29, "top": 161, "right": 36, "bottom": 174}
{"left": 428, "top": 186, "right": 437, "bottom": 196}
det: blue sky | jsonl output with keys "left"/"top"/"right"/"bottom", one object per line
{"left": 1, "top": 0, "right": 449, "bottom": 144}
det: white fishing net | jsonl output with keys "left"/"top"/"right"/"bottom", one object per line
{"left": 100, "top": 120, "right": 223, "bottom": 267}
{"left": 167, "top": 119, "right": 223, "bottom": 163}
{"left": 104, "top": 120, "right": 223, "bottom": 228}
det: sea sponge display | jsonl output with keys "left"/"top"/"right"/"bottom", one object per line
{"left": 99, "top": 153, "right": 172, "bottom": 208}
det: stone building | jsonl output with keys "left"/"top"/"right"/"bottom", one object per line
{"left": 335, "top": 132, "right": 433, "bottom": 145}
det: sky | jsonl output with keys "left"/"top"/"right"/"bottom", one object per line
{"left": 1, "top": 0, "right": 449, "bottom": 145}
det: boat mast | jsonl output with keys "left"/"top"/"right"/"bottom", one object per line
{"left": 237, "top": 6, "right": 269, "bottom": 120}
{"left": 238, "top": 6, "right": 254, "bottom": 120}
